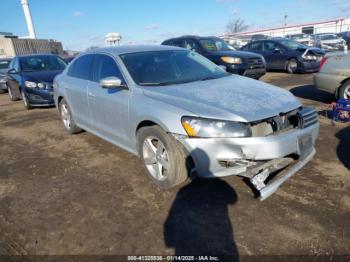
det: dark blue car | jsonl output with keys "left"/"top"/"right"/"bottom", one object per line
{"left": 6, "top": 54, "right": 66, "bottom": 109}
{"left": 240, "top": 39, "right": 325, "bottom": 74}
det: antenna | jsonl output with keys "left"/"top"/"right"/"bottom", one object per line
{"left": 21, "top": 0, "right": 37, "bottom": 39}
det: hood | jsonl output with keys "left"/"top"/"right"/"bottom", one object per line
{"left": 142, "top": 75, "right": 301, "bottom": 123}
{"left": 208, "top": 50, "right": 262, "bottom": 59}
{"left": 321, "top": 39, "right": 344, "bottom": 44}
{"left": 22, "top": 70, "right": 63, "bottom": 83}
{"left": 297, "top": 47, "right": 325, "bottom": 56}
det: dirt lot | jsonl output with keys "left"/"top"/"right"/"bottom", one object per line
{"left": 0, "top": 73, "right": 349, "bottom": 257}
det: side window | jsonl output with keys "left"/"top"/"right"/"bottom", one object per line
{"left": 93, "top": 54, "right": 125, "bottom": 83}
{"left": 249, "top": 42, "right": 263, "bottom": 51}
{"left": 68, "top": 54, "right": 94, "bottom": 80}
{"left": 8, "top": 59, "right": 15, "bottom": 70}
{"left": 184, "top": 39, "right": 201, "bottom": 52}
{"left": 172, "top": 39, "right": 185, "bottom": 48}
{"left": 264, "top": 41, "right": 277, "bottom": 51}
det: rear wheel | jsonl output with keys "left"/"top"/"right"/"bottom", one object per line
{"left": 137, "top": 126, "right": 189, "bottom": 189}
{"left": 286, "top": 58, "right": 298, "bottom": 74}
{"left": 339, "top": 80, "right": 350, "bottom": 99}
{"left": 59, "top": 98, "right": 81, "bottom": 134}
{"left": 21, "top": 90, "right": 32, "bottom": 110}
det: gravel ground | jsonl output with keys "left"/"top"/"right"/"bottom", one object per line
{"left": 0, "top": 72, "right": 349, "bottom": 257}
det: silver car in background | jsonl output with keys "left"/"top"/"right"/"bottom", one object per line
{"left": 314, "top": 52, "right": 350, "bottom": 99}
{"left": 54, "top": 45, "right": 319, "bottom": 200}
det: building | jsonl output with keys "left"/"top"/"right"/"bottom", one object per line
{"left": 0, "top": 35, "right": 64, "bottom": 58}
{"left": 222, "top": 18, "right": 350, "bottom": 40}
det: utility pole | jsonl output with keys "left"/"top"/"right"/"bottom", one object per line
{"left": 21, "top": 0, "right": 37, "bottom": 39}
{"left": 283, "top": 14, "right": 288, "bottom": 37}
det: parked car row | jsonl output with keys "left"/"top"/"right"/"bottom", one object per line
{"left": 0, "top": 45, "right": 320, "bottom": 200}
{"left": 0, "top": 58, "right": 11, "bottom": 93}
{"left": 228, "top": 32, "right": 349, "bottom": 51}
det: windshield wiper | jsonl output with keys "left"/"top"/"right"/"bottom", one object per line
{"left": 139, "top": 82, "right": 170, "bottom": 86}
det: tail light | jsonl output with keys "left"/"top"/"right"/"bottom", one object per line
{"left": 319, "top": 57, "right": 328, "bottom": 71}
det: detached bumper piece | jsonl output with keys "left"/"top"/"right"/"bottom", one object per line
{"left": 245, "top": 149, "right": 315, "bottom": 201}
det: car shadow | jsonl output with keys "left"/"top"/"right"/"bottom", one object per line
{"left": 163, "top": 149, "right": 239, "bottom": 260}
{"left": 289, "top": 85, "right": 334, "bottom": 104}
{"left": 335, "top": 126, "right": 350, "bottom": 171}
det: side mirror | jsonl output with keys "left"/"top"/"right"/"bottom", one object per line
{"left": 7, "top": 68, "right": 17, "bottom": 74}
{"left": 100, "top": 76, "right": 127, "bottom": 89}
{"left": 274, "top": 48, "right": 282, "bottom": 53}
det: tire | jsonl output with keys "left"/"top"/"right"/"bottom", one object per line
{"left": 137, "top": 126, "right": 189, "bottom": 189}
{"left": 339, "top": 80, "right": 350, "bottom": 99}
{"left": 286, "top": 58, "right": 298, "bottom": 74}
{"left": 21, "top": 90, "right": 32, "bottom": 110}
{"left": 58, "top": 98, "right": 81, "bottom": 134}
{"left": 8, "top": 86, "right": 18, "bottom": 101}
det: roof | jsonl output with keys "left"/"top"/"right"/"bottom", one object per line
{"left": 224, "top": 18, "right": 346, "bottom": 37}
{"left": 85, "top": 45, "right": 184, "bottom": 56}
{"left": 15, "top": 53, "right": 59, "bottom": 59}
{"left": 164, "top": 35, "right": 221, "bottom": 41}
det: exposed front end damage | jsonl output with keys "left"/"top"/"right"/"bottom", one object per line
{"left": 175, "top": 107, "right": 319, "bottom": 200}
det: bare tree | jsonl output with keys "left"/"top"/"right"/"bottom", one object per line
{"left": 226, "top": 18, "right": 249, "bottom": 33}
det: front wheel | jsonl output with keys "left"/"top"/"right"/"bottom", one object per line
{"left": 137, "top": 126, "right": 189, "bottom": 189}
{"left": 59, "top": 98, "right": 81, "bottom": 134}
{"left": 21, "top": 90, "right": 32, "bottom": 110}
{"left": 339, "top": 80, "right": 350, "bottom": 99}
{"left": 286, "top": 58, "right": 298, "bottom": 74}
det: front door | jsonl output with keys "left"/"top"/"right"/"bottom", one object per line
{"left": 87, "top": 54, "right": 131, "bottom": 147}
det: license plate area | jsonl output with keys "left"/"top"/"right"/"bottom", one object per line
{"left": 298, "top": 134, "right": 313, "bottom": 160}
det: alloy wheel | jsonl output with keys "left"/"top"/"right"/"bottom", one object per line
{"left": 344, "top": 85, "right": 350, "bottom": 99}
{"left": 142, "top": 136, "right": 170, "bottom": 181}
{"left": 21, "top": 91, "right": 29, "bottom": 107}
{"left": 60, "top": 103, "right": 71, "bottom": 130}
{"left": 287, "top": 60, "right": 298, "bottom": 73}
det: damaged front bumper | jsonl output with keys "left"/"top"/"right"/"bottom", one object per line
{"left": 177, "top": 122, "right": 319, "bottom": 200}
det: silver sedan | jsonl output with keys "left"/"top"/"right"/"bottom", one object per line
{"left": 54, "top": 45, "right": 319, "bottom": 200}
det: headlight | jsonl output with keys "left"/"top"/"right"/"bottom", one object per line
{"left": 303, "top": 55, "right": 317, "bottom": 60}
{"left": 221, "top": 56, "right": 242, "bottom": 64}
{"left": 24, "top": 81, "right": 37, "bottom": 88}
{"left": 260, "top": 56, "right": 266, "bottom": 64}
{"left": 181, "top": 117, "right": 251, "bottom": 138}
{"left": 37, "top": 82, "right": 46, "bottom": 88}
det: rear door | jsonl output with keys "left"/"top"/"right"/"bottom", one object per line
{"left": 263, "top": 41, "right": 288, "bottom": 70}
{"left": 65, "top": 54, "right": 94, "bottom": 128}
{"left": 87, "top": 53, "right": 131, "bottom": 147}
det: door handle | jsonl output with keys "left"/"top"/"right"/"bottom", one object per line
{"left": 88, "top": 92, "right": 95, "bottom": 98}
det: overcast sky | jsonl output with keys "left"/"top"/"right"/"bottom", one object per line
{"left": 1, "top": 0, "right": 349, "bottom": 50}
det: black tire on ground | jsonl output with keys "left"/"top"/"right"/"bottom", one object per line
{"left": 286, "top": 58, "right": 298, "bottom": 74}
{"left": 137, "top": 126, "right": 189, "bottom": 189}
{"left": 8, "top": 86, "right": 18, "bottom": 101}
{"left": 58, "top": 98, "right": 82, "bottom": 134}
{"left": 21, "top": 90, "right": 32, "bottom": 110}
{"left": 338, "top": 79, "right": 350, "bottom": 99}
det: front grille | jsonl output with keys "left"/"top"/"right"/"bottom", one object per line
{"left": 245, "top": 57, "right": 264, "bottom": 67}
{"left": 298, "top": 107, "right": 318, "bottom": 128}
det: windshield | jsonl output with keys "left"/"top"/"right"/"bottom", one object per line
{"left": 120, "top": 50, "right": 229, "bottom": 86}
{"left": 199, "top": 39, "right": 235, "bottom": 52}
{"left": 279, "top": 40, "right": 307, "bottom": 50}
{"left": 320, "top": 34, "right": 338, "bottom": 40}
{"left": 20, "top": 56, "right": 67, "bottom": 72}
{"left": 0, "top": 60, "right": 11, "bottom": 70}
